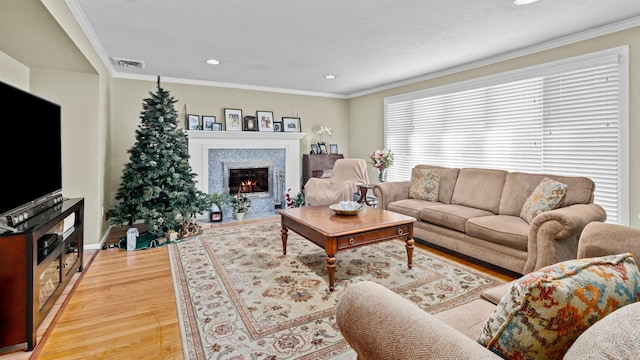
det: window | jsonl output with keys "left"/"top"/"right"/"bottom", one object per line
{"left": 384, "top": 46, "right": 629, "bottom": 224}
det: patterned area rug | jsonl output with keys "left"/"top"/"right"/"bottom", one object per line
{"left": 169, "top": 219, "right": 503, "bottom": 359}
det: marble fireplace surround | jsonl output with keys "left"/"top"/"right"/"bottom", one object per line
{"left": 186, "top": 130, "right": 306, "bottom": 202}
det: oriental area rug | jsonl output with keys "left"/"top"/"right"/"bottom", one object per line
{"left": 168, "top": 219, "right": 503, "bottom": 359}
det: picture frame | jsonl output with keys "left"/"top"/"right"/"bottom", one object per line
{"left": 318, "top": 143, "right": 328, "bottom": 154}
{"left": 330, "top": 144, "right": 338, "bottom": 154}
{"left": 209, "top": 210, "right": 222, "bottom": 222}
{"left": 273, "top": 121, "right": 283, "bottom": 132}
{"left": 282, "top": 117, "right": 300, "bottom": 132}
{"left": 212, "top": 122, "right": 223, "bottom": 131}
{"left": 311, "top": 143, "right": 320, "bottom": 154}
{"left": 243, "top": 115, "right": 258, "bottom": 131}
{"left": 202, "top": 115, "right": 216, "bottom": 131}
{"left": 187, "top": 114, "right": 201, "bottom": 130}
{"left": 257, "top": 111, "right": 274, "bottom": 132}
{"left": 224, "top": 108, "right": 243, "bottom": 131}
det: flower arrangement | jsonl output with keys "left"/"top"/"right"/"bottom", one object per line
{"left": 315, "top": 126, "right": 333, "bottom": 144}
{"left": 369, "top": 149, "right": 395, "bottom": 170}
{"left": 230, "top": 191, "right": 252, "bottom": 213}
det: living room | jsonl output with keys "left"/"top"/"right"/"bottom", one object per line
{"left": 1, "top": 0, "right": 640, "bottom": 358}
{"left": 1, "top": 0, "right": 639, "bottom": 248}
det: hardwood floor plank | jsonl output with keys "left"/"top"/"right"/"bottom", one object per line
{"left": 32, "top": 247, "right": 182, "bottom": 360}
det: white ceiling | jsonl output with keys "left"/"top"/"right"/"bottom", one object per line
{"left": 69, "top": 0, "right": 640, "bottom": 97}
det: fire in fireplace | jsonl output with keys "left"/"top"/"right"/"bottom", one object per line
{"left": 224, "top": 161, "right": 273, "bottom": 198}
{"left": 239, "top": 178, "right": 257, "bottom": 193}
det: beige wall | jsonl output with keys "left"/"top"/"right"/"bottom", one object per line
{"left": 0, "top": 51, "right": 29, "bottom": 89}
{"left": 0, "top": 62, "right": 106, "bottom": 246}
{"left": 30, "top": 69, "right": 102, "bottom": 244}
{"left": 349, "top": 26, "right": 640, "bottom": 228}
{"left": 0, "top": 0, "right": 112, "bottom": 246}
{"left": 107, "top": 78, "right": 349, "bottom": 208}
{"left": 44, "top": 0, "right": 113, "bottom": 247}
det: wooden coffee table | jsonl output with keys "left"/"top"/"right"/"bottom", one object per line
{"left": 279, "top": 206, "right": 416, "bottom": 291}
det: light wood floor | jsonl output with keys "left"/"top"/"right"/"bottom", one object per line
{"left": 0, "top": 218, "right": 518, "bottom": 360}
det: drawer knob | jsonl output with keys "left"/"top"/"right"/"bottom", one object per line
{"left": 349, "top": 237, "right": 355, "bottom": 245}
{"left": 398, "top": 228, "right": 403, "bottom": 235}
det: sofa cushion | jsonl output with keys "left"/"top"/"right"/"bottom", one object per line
{"left": 564, "top": 301, "right": 640, "bottom": 360}
{"left": 434, "top": 299, "right": 499, "bottom": 340}
{"left": 465, "top": 215, "right": 529, "bottom": 251}
{"left": 520, "top": 178, "right": 567, "bottom": 223}
{"left": 409, "top": 168, "right": 439, "bottom": 202}
{"left": 480, "top": 281, "right": 516, "bottom": 305}
{"left": 414, "top": 165, "right": 460, "bottom": 204}
{"left": 388, "top": 198, "right": 440, "bottom": 220}
{"left": 499, "top": 172, "right": 595, "bottom": 216}
{"left": 478, "top": 253, "right": 640, "bottom": 360}
{"left": 450, "top": 168, "right": 507, "bottom": 214}
{"left": 420, "top": 204, "right": 494, "bottom": 232}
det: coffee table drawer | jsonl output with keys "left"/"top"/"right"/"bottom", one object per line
{"left": 337, "top": 224, "right": 411, "bottom": 248}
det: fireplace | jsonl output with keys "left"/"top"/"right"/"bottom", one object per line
{"left": 224, "top": 161, "right": 272, "bottom": 198}
{"left": 186, "top": 130, "right": 306, "bottom": 219}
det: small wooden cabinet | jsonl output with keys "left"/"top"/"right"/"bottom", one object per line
{"left": 0, "top": 198, "right": 84, "bottom": 353}
{"left": 302, "top": 154, "right": 344, "bottom": 186}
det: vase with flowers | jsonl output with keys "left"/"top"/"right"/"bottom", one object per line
{"left": 231, "top": 191, "right": 252, "bottom": 220}
{"left": 369, "top": 149, "right": 395, "bottom": 182}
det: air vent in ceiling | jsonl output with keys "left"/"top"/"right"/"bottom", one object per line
{"left": 111, "top": 57, "right": 145, "bottom": 69}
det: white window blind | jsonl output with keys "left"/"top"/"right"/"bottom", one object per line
{"left": 384, "top": 47, "right": 628, "bottom": 224}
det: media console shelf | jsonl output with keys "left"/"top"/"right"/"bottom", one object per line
{"left": 0, "top": 198, "right": 84, "bottom": 353}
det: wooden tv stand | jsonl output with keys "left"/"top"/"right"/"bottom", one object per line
{"left": 0, "top": 198, "right": 84, "bottom": 353}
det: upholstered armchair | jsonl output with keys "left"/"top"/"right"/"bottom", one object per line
{"left": 303, "top": 158, "right": 369, "bottom": 206}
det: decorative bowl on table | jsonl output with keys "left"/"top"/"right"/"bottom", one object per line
{"left": 329, "top": 201, "right": 366, "bottom": 216}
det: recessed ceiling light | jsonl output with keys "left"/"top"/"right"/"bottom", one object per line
{"left": 514, "top": 0, "right": 540, "bottom": 5}
{"left": 324, "top": 75, "right": 336, "bottom": 79}
{"left": 206, "top": 59, "right": 220, "bottom": 65}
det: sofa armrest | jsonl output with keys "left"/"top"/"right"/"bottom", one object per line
{"left": 523, "top": 203, "right": 607, "bottom": 273}
{"left": 577, "top": 221, "right": 640, "bottom": 260}
{"left": 336, "top": 281, "right": 502, "bottom": 360}
{"left": 372, "top": 181, "right": 410, "bottom": 210}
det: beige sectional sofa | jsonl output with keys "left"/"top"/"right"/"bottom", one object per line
{"left": 373, "top": 165, "right": 607, "bottom": 274}
{"left": 336, "top": 222, "right": 640, "bottom": 359}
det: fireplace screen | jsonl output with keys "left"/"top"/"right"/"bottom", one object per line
{"left": 224, "top": 161, "right": 273, "bottom": 198}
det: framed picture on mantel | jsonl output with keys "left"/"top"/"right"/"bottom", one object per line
{"left": 202, "top": 115, "right": 215, "bottom": 130}
{"left": 257, "top": 111, "right": 274, "bottom": 132}
{"left": 187, "top": 114, "right": 200, "bottom": 130}
{"left": 243, "top": 115, "right": 258, "bottom": 131}
{"left": 282, "top": 117, "right": 300, "bottom": 132}
{"left": 224, "top": 108, "right": 242, "bottom": 131}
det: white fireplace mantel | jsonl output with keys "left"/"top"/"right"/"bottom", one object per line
{"left": 186, "top": 130, "right": 307, "bottom": 195}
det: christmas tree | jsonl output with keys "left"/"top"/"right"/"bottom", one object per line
{"left": 107, "top": 77, "right": 210, "bottom": 235}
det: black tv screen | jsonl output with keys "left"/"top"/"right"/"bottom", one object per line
{"left": 0, "top": 81, "right": 62, "bottom": 218}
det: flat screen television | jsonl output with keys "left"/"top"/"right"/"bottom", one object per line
{"left": 0, "top": 81, "right": 62, "bottom": 225}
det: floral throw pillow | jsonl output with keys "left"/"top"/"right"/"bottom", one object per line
{"left": 408, "top": 168, "right": 439, "bottom": 202}
{"left": 477, "top": 253, "right": 640, "bottom": 360}
{"left": 520, "top": 177, "right": 567, "bottom": 224}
